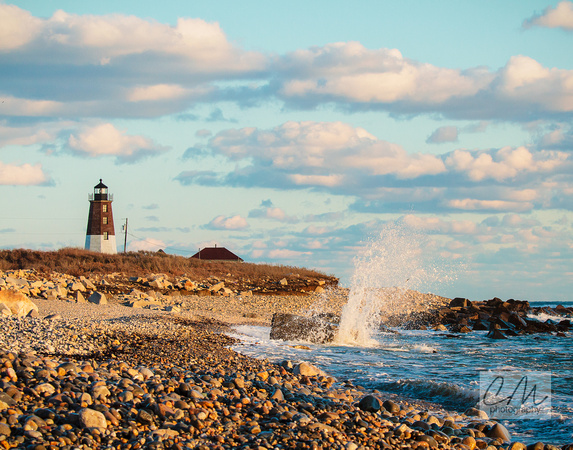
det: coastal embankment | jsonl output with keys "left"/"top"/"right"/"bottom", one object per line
{"left": 0, "top": 260, "right": 571, "bottom": 449}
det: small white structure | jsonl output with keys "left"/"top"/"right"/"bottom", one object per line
{"left": 85, "top": 179, "right": 117, "bottom": 254}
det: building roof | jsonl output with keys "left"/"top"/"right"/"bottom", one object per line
{"left": 191, "top": 246, "right": 243, "bottom": 261}
{"left": 95, "top": 179, "right": 108, "bottom": 189}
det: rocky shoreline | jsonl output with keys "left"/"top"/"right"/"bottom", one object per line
{"left": 0, "top": 269, "right": 571, "bottom": 449}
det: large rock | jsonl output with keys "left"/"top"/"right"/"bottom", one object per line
{"left": 293, "top": 362, "right": 327, "bottom": 377}
{"left": 88, "top": 292, "right": 107, "bottom": 305}
{"left": 0, "top": 290, "right": 38, "bottom": 317}
{"left": 358, "top": 395, "right": 381, "bottom": 412}
{"left": 270, "top": 313, "right": 337, "bottom": 344}
{"left": 450, "top": 297, "right": 472, "bottom": 308}
{"left": 486, "top": 423, "right": 511, "bottom": 442}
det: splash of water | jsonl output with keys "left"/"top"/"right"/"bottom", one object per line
{"left": 336, "top": 221, "right": 454, "bottom": 346}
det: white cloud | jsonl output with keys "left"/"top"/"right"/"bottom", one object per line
{"left": 447, "top": 199, "right": 533, "bottom": 212}
{"left": 268, "top": 249, "right": 311, "bottom": 259}
{"left": 2, "top": 6, "right": 265, "bottom": 71}
{"left": 0, "top": 4, "right": 42, "bottom": 50}
{"left": 129, "top": 237, "right": 166, "bottom": 252}
{"left": 128, "top": 84, "right": 188, "bottom": 102}
{"left": 445, "top": 146, "right": 567, "bottom": 182}
{"left": 67, "top": 123, "right": 168, "bottom": 163}
{"left": 426, "top": 126, "right": 458, "bottom": 144}
{"left": 275, "top": 43, "right": 573, "bottom": 119}
{"left": 402, "top": 214, "right": 478, "bottom": 234}
{"left": 0, "top": 96, "right": 64, "bottom": 117}
{"left": 248, "top": 204, "right": 298, "bottom": 222}
{"left": 524, "top": 1, "right": 573, "bottom": 31}
{"left": 0, "top": 161, "right": 48, "bottom": 185}
{"left": 277, "top": 42, "right": 489, "bottom": 104}
{"left": 498, "top": 56, "right": 573, "bottom": 112}
{"left": 0, "top": 122, "right": 54, "bottom": 147}
{"left": 208, "top": 121, "right": 446, "bottom": 181}
{"left": 206, "top": 215, "right": 249, "bottom": 230}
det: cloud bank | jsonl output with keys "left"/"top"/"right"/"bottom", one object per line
{"left": 1, "top": 5, "right": 573, "bottom": 121}
{"left": 176, "top": 121, "right": 571, "bottom": 214}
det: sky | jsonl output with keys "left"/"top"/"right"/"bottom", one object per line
{"left": 1, "top": 1, "right": 572, "bottom": 302}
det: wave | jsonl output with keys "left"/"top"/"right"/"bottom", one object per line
{"left": 375, "top": 378, "right": 480, "bottom": 409}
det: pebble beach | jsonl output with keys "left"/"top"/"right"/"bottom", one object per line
{"left": 1, "top": 282, "right": 562, "bottom": 450}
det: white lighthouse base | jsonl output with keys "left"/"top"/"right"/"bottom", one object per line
{"left": 85, "top": 235, "right": 117, "bottom": 254}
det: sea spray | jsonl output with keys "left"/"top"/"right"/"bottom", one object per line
{"left": 336, "top": 221, "right": 454, "bottom": 345}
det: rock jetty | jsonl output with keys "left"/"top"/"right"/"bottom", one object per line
{"left": 387, "top": 297, "right": 572, "bottom": 338}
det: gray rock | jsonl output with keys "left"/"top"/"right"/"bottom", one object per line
{"left": 465, "top": 407, "right": 488, "bottom": 419}
{"left": 358, "top": 395, "right": 381, "bottom": 412}
{"left": 487, "top": 423, "right": 511, "bottom": 442}
{"left": 270, "top": 313, "right": 337, "bottom": 344}
{"left": 79, "top": 408, "right": 107, "bottom": 429}
{"left": 88, "top": 292, "right": 107, "bottom": 305}
{"left": 293, "top": 362, "right": 326, "bottom": 377}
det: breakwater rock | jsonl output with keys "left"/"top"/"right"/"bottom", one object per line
{"left": 270, "top": 313, "right": 338, "bottom": 344}
{"left": 394, "top": 297, "right": 572, "bottom": 338}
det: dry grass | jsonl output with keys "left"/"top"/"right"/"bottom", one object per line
{"left": 0, "top": 248, "right": 337, "bottom": 284}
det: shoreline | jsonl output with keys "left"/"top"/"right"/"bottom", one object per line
{"left": 0, "top": 295, "right": 562, "bottom": 449}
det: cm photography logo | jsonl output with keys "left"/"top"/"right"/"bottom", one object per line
{"left": 478, "top": 370, "right": 551, "bottom": 420}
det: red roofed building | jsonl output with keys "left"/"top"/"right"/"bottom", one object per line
{"left": 191, "top": 246, "right": 243, "bottom": 262}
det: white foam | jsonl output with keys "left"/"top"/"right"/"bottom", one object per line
{"left": 528, "top": 312, "right": 569, "bottom": 323}
{"left": 336, "top": 222, "right": 456, "bottom": 345}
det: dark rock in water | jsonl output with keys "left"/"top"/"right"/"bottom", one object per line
{"left": 487, "top": 328, "right": 507, "bottom": 339}
{"left": 358, "top": 395, "right": 381, "bottom": 412}
{"left": 379, "top": 323, "right": 400, "bottom": 334}
{"left": 450, "top": 297, "right": 472, "bottom": 308}
{"left": 270, "top": 313, "right": 337, "bottom": 344}
{"left": 472, "top": 321, "right": 488, "bottom": 331}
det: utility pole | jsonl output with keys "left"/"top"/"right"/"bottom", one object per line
{"left": 123, "top": 218, "right": 128, "bottom": 253}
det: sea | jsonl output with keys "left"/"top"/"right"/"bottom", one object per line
{"left": 230, "top": 224, "right": 573, "bottom": 445}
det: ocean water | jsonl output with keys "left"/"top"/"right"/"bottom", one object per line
{"left": 231, "top": 304, "right": 573, "bottom": 445}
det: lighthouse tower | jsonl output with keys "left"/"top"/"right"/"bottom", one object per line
{"left": 85, "top": 179, "right": 117, "bottom": 254}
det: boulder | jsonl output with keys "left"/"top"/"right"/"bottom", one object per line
{"left": 486, "top": 423, "right": 510, "bottom": 442}
{"left": 293, "top": 362, "right": 327, "bottom": 377}
{"left": 486, "top": 328, "right": 507, "bottom": 339}
{"left": 450, "top": 298, "right": 472, "bottom": 308}
{"left": 0, "top": 290, "right": 38, "bottom": 317}
{"left": 75, "top": 291, "right": 86, "bottom": 303}
{"left": 210, "top": 282, "right": 225, "bottom": 293}
{"left": 270, "top": 313, "right": 338, "bottom": 344}
{"left": 358, "top": 395, "right": 381, "bottom": 412}
{"left": 88, "top": 292, "right": 107, "bottom": 305}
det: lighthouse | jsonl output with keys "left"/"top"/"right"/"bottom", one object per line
{"left": 85, "top": 179, "right": 117, "bottom": 254}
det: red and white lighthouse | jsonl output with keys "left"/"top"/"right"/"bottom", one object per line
{"left": 85, "top": 179, "right": 117, "bottom": 254}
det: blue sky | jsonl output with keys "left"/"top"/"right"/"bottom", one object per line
{"left": 1, "top": 1, "right": 572, "bottom": 301}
